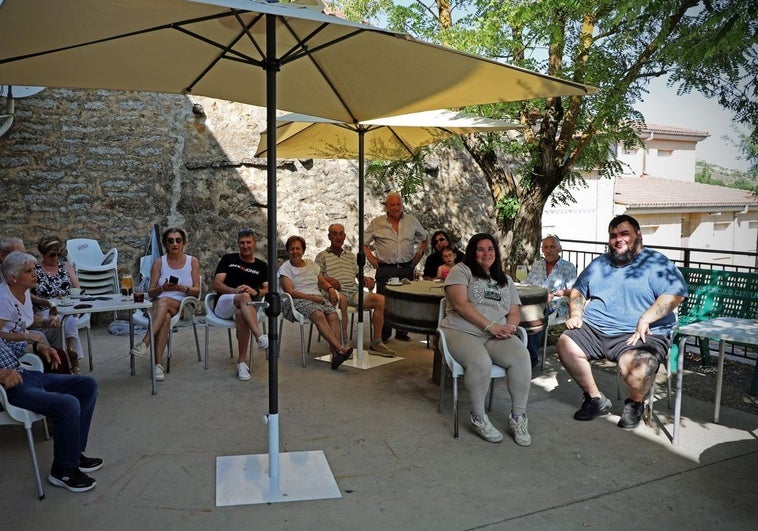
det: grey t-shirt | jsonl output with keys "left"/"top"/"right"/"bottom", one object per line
{"left": 440, "top": 263, "right": 521, "bottom": 337}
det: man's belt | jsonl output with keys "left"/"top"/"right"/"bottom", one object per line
{"left": 378, "top": 261, "right": 413, "bottom": 268}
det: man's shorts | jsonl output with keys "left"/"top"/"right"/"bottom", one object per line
{"left": 563, "top": 323, "right": 669, "bottom": 363}
{"left": 214, "top": 293, "right": 238, "bottom": 319}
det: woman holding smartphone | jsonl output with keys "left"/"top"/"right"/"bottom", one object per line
{"left": 131, "top": 227, "right": 200, "bottom": 382}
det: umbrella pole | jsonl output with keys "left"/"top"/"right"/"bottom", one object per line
{"left": 356, "top": 129, "right": 366, "bottom": 362}
{"left": 265, "top": 13, "right": 280, "bottom": 479}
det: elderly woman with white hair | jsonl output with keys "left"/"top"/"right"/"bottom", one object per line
{"left": 0, "top": 250, "right": 63, "bottom": 350}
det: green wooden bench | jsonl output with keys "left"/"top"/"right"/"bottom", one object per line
{"left": 671, "top": 267, "right": 758, "bottom": 394}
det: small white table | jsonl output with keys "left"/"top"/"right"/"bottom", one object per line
{"left": 55, "top": 295, "right": 157, "bottom": 394}
{"left": 677, "top": 317, "right": 758, "bottom": 425}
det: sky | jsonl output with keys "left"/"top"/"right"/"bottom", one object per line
{"left": 634, "top": 76, "right": 749, "bottom": 172}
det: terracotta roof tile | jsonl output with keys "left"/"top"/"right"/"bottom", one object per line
{"left": 614, "top": 176, "right": 757, "bottom": 209}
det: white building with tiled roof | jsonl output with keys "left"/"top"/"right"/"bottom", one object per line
{"left": 541, "top": 123, "right": 757, "bottom": 268}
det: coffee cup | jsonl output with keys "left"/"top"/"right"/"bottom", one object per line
{"left": 390, "top": 277, "right": 400, "bottom": 284}
{"left": 70, "top": 288, "right": 82, "bottom": 297}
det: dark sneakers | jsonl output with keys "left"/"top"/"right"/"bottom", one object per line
{"left": 573, "top": 392, "right": 612, "bottom": 421}
{"left": 618, "top": 399, "right": 643, "bottom": 429}
{"left": 394, "top": 331, "right": 412, "bottom": 342}
{"left": 49, "top": 467, "right": 96, "bottom": 493}
{"left": 79, "top": 454, "right": 104, "bottom": 473}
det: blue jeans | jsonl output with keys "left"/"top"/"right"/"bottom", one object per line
{"left": 6, "top": 370, "right": 98, "bottom": 470}
{"left": 527, "top": 331, "right": 544, "bottom": 367}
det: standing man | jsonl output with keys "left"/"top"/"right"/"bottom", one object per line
{"left": 364, "top": 192, "right": 428, "bottom": 342}
{"left": 524, "top": 235, "right": 577, "bottom": 368}
{"left": 315, "top": 223, "right": 396, "bottom": 357}
{"left": 557, "top": 215, "right": 687, "bottom": 429}
{"left": 211, "top": 229, "right": 269, "bottom": 382}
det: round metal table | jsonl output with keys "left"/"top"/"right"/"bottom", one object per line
{"left": 384, "top": 280, "right": 548, "bottom": 383}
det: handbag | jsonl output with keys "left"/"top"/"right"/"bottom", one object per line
{"left": 40, "top": 346, "right": 73, "bottom": 375}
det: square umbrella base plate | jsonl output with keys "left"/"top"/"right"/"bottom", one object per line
{"left": 216, "top": 450, "right": 341, "bottom": 506}
{"left": 315, "top": 351, "right": 404, "bottom": 369}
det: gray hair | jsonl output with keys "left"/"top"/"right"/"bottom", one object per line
{"left": 543, "top": 234, "right": 562, "bottom": 247}
{"left": 1, "top": 251, "right": 37, "bottom": 281}
{"left": 0, "top": 237, "right": 25, "bottom": 254}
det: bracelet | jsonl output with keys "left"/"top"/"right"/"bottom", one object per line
{"left": 483, "top": 321, "right": 496, "bottom": 332}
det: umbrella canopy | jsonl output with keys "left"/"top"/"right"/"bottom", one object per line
{"left": 255, "top": 109, "right": 523, "bottom": 160}
{"left": 0, "top": 0, "right": 595, "bottom": 124}
{"left": 0, "top": 0, "right": 596, "bottom": 489}
{"left": 255, "top": 109, "right": 525, "bottom": 363}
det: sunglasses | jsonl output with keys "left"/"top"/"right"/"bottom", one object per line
{"left": 434, "top": 237, "right": 447, "bottom": 244}
{"left": 46, "top": 251, "right": 64, "bottom": 258}
{"left": 166, "top": 238, "right": 183, "bottom": 244}
{"left": 238, "top": 228, "right": 255, "bottom": 237}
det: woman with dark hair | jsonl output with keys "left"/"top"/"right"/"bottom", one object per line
{"left": 130, "top": 227, "right": 200, "bottom": 382}
{"left": 422, "top": 230, "right": 464, "bottom": 280}
{"left": 439, "top": 233, "right": 532, "bottom": 446}
{"left": 278, "top": 235, "right": 353, "bottom": 370}
{"left": 32, "top": 236, "right": 84, "bottom": 373}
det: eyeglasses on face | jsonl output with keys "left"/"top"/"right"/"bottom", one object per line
{"left": 166, "top": 238, "right": 183, "bottom": 244}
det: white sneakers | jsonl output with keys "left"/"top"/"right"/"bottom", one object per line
{"left": 154, "top": 364, "right": 165, "bottom": 382}
{"left": 237, "top": 362, "right": 251, "bottom": 381}
{"left": 471, "top": 412, "right": 532, "bottom": 446}
{"left": 470, "top": 413, "right": 503, "bottom": 443}
{"left": 130, "top": 342, "right": 148, "bottom": 358}
{"left": 508, "top": 413, "right": 532, "bottom": 447}
{"left": 257, "top": 334, "right": 269, "bottom": 350}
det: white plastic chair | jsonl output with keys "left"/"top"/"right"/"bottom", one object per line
{"left": 436, "top": 298, "right": 528, "bottom": 439}
{"left": 279, "top": 292, "right": 313, "bottom": 368}
{"left": 203, "top": 293, "right": 264, "bottom": 370}
{"left": 540, "top": 296, "right": 569, "bottom": 370}
{"left": 0, "top": 353, "right": 50, "bottom": 500}
{"left": 65, "top": 238, "right": 118, "bottom": 273}
{"left": 133, "top": 277, "right": 202, "bottom": 372}
{"left": 75, "top": 313, "right": 93, "bottom": 371}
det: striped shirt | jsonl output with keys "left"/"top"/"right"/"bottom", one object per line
{"left": 314, "top": 248, "right": 358, "bottom": 298}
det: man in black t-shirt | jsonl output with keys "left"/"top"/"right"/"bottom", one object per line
{"left": 211, "top": 229, "right": 268, "bottom": 381}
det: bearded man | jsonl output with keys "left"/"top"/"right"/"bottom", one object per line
{"left": 556, "top": 215, "right": 687, "bottom": 429}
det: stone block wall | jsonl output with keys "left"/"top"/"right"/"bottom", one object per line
{"left": 0, "top": 89, "right": 497, "bottom": 290}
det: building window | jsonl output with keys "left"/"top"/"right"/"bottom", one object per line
{"left": 657, "top": 149, "right": 673, "bottom": 157}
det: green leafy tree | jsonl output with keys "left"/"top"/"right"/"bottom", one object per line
{"left": 329, "top": 0, "right": 757, "bottom": 268}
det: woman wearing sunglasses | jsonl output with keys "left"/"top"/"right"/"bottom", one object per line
{"left": 131, "top": 227, "right": 200, "bottom": 382}
{"left": 33, "top": 235, "right": 85, "bottom": 373}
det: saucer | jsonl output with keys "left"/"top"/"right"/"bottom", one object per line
{"left": 387, "top": 281, "right": 403, "bottom": 286}
{"left": 58, "top": 301, "right": 75, "bottom": 307}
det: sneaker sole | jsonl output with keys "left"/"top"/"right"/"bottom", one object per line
{"left": 368, "top": 348, "right": 395, "bottom": 358}
{"left": 79, "top": 463, "right": 103, "bottom": 473}
{"left": 48, "top": 474, "right": 96, "bottom": 493}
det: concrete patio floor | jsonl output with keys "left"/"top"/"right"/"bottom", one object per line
{"left": 2, "top": 319, "right": 757, "bottom": 530}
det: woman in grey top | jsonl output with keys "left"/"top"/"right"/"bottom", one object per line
{"left": 440, "top": 233, "right": 532, "bottom": 446}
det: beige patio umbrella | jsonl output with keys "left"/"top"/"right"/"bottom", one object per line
{"left": 256, "top": 109, "right": 524, "bottom": 366}
{"left": 0, "top": 0, "right": 595, "bottom": 502}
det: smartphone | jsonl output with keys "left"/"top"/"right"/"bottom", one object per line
{"left": 169, "top": 275, "right": 179, "bottom": 284}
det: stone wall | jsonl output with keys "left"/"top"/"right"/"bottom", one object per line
{"left": 0, "top": 89, "right": 497, "bottom": 285}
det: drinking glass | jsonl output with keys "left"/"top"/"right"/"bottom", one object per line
{"left": 515, "top": 265, "right": 528, "bottom": 283}
{"left": 120, "top": 273, "right": 133, "bottom": 300}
